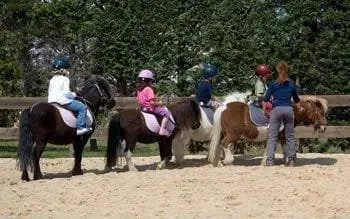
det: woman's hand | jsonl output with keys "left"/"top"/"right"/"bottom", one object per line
{"left": 295, "top": 102, "right": 303, "bottom": 113}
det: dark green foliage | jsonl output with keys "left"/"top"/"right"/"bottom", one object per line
{"left": 1, "top": 0, "right": 349, "bottom": 96}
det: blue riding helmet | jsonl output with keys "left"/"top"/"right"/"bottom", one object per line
{"left": 202, "top": 63, "right": 218, "bottom": 78}
{"left": 53, "top": 56, "right": 70, "bottom": 69}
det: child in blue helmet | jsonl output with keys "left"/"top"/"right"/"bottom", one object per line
{"left": 195, "top": 63, "right": 221, "bottom": 109}
{"left": 48, "top": 56, "right": 92, "bottom": 135}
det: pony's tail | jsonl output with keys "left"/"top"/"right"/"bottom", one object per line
{"left": 106, "top": 114, "right": 122, "bottom": 170}
{"left": 208, "top": 104, "right": 226, "bottom": 166}
{"left": 17, "top": 108, "right": 34, "bottom": 172}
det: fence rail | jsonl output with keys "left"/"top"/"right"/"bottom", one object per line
{"left": 0, "top": 95, "right": 349, "bottom": 142}
{"left": 1, "top": 126, "right": 350, "bottom": 140}
{"left": 0, "top": 95, "right": 350, "bottom": 110}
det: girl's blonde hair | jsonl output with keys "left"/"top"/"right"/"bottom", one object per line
{"left": 276, "top": 61, "right": 291, "bottom": 84}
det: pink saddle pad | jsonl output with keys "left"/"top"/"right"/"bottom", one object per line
{"left": 52, "top": 104, "right": 93, "bottom": 128}
{"left": 141, "top": 111, "right": 175, "bottom": 134}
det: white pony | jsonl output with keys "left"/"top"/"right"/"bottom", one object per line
{"left": 157, "top": 91, "right": 251, "bottom": 169}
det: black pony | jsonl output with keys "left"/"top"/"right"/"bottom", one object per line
{"left": 105, "top": 99, "right": 201, "bottom": 171}
{"left": 17, "top": 75, "right": 115, "bottom": 181}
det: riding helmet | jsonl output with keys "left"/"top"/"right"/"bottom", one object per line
{"left": 53, "top": 56, "right": 70, "bottom": 70}
{"left": 202, "top": 63, "right": 218, "bottom": 78}
{"left": 255, "top": 64, "right": 271, "bottom": 77}
{"left": 138, "top": 69, "right": 155, "bottom": 81}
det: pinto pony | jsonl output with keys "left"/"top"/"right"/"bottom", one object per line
{"left": 17, "top": 76, "right": 115, "bottom": 181}
{"left": 171, "top": 92, "right": 250, "bottom": 165}
{"left": 105, "top": 99, "right": 201, "bottom": 171}
{"left": 208, "top": 95, "right": 328, "bottom": 166}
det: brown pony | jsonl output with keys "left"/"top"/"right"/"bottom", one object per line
{"left": 105, "top": 99, "right": 201, "bottom": 171}
{"left": 208, "top": 95, "right": 328, "bottom": 166}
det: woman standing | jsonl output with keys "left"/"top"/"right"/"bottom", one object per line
{"left": 263, "top": 61, "right": 301, "bottom": 166}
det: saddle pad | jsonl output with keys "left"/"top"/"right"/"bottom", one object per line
{"left": 200, "top": 106, "right": 214, "bottom": 125}
{"left": 53, "top": 104, "right": 93, "bottom": 128}
{"left": 249, "top": 103, "right": 269, "bottom": 127}
{"left": 141, "top": 111, "right": 175, "bottom": 134}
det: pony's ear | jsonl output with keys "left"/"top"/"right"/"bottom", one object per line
{"left": 316, "top": 98, "right": 328, "bottom": 113}
{"left": 107, "top": 98, "right": 116, "bottom": 109}
{"left": 315, "top": 100, "right": 326, "bottom": 113}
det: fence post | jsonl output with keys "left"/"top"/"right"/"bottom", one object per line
{"left": 90, "top": 138, "right": 98, "bottom": 151}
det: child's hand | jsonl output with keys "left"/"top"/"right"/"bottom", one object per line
{"left": 158, "top": 100, "right": 165, "bottom": 106}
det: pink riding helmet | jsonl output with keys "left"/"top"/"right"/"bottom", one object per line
{"left": 138, "top": 69, "right": 154, "bottom": 80}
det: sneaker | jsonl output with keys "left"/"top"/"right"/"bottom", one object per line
{"left": 76, "top": 127, "right": 92, "bottom": 135}
{"left": 265, "top": 160, "right": 274, "bottom": 166}
{"left": 285, "top": 159, "right": 296, "bottom": 167}
{"left": 158, "top": 129, "right": 170, "bottom": 136}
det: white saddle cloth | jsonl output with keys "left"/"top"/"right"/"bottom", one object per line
{"left": 53, "top": 104, "right": 93, "bottom": 128}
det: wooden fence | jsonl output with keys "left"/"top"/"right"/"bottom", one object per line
{"left": 1, "top": 95, "right": 350, "bottom": 110}
{"left": 0, "top": 95, "right": 349, "bottom": 140}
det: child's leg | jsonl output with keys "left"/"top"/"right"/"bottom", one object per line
{"left": 159, "top": 116, "right": 170, "bottom": 136}
{"left": 153, "top": 106, "right": 171, "bottom": 136}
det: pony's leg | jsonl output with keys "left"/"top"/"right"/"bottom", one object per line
{"left": 157, "top": 138, "right": 173, "bottom": 170}
{"left": 21, "top": 167, "right": 29, "bottom": 181}
{"left": 222, "top": 143, "right": 235, "bottom": 165}
{"left": 172, "top": 132, "right": 190, "bottom": 166}
{"left": 72, "top": 137, "right": 88, "bottom": 176}
{"left": 221, "top": 136, "right": 237, "bottom": 165}
{"left": 125, "top": 149, "right": 137, "bottom": 171}
{"left": 33, "top": 141, "right": 46, "bottom": 180}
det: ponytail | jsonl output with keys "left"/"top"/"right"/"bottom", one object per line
{"left": 276, "top": 61, "right": 291, "bottom": 84}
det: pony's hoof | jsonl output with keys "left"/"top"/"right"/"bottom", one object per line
{"left": 174, "top": 162, "right": 183, "bottom": 168}
{"left": 104, "top": 166, "right": 112, "bottom": 172}
{"left": 33, "top": 173, "right": 43, "bottom": 180}
{"left": 217, "top": 162, "right": 225, "bottom": 167}
{"left": 156, "top": 162, "right": 165, "bottom": 170}
{"left": 21, "top": 172, "right": 30, "bottom": 181}
{"left": 222, "top": 159, "right": 234, "bottom": 165}
{"left": 72, "top": 170, "right": 83, "bottom": 176}
{"left": 128, "top": 166, "right": 138, "bottom": 172}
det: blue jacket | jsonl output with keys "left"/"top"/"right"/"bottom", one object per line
{"left": 264, "top": 79, "right": 300, "bottom": 108}
{"left": 196, "top": 80, "right": 213, "bottom": 104}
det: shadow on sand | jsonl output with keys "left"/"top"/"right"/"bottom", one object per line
{"left": 40, "top": 154, "right": 337, "bottom": 179}
{"left": 42, "top": 168, "right": 109, "bottom": 179}
{"left": 116, "top": 157, "right": 209, "bottom": 173}
{"left": 231, "top": 154, "right": 337, "bottom": 167}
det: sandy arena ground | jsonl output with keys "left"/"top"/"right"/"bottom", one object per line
{"left": 1, "top": 153, "right": 350, "bottom": 219}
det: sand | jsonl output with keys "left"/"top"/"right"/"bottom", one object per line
{"left": 1, "top": 153, "right": 350, "bottom": 219}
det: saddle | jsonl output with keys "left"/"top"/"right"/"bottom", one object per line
{"left": 51, "top": 103, "right": 94, "bottom": 128}
{"left": 200, "top": 106, "right": 214, "bottom": 124}
{"left": 249, "top": 103, "right": 270, "bottom": 127}
{"left": 140, "top": 108, "right": 175, "bottom": 135}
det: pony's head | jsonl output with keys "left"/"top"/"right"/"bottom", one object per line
{"left": 80, "top": 75, "right": 115, "bottom": 115}
{"left": 295, "top": 96, "right": 328, "bottom": 132}
{"left": 169, "top": 99, "right": 201, "bottom": 130}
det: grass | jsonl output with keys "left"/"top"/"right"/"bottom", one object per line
{"left": 0, "top": 140, "right": 159, "bottom": 158}
{"left": 2, "top": 139, "right": 349, "bottom": 159}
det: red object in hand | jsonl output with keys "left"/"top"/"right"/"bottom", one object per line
{"left": 262, "top": 101, "right": 273, "bottom": 117}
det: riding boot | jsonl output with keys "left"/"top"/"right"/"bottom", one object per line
{"left": 159, "top": 117, "right": 170, "bottom": 136}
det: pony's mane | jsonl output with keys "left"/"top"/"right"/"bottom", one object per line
{"left": 301, "top": 95, "right": 328, "bottom": 112}
{"left": 169, "top": 99, "right": 201, "bottom": 130}
{"left": 223, "top": 91, "right": 251, "bottom": 105}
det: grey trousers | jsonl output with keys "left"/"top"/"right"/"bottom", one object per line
{"left": 266, "top": 106, "right": 296, "bottom": 163}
